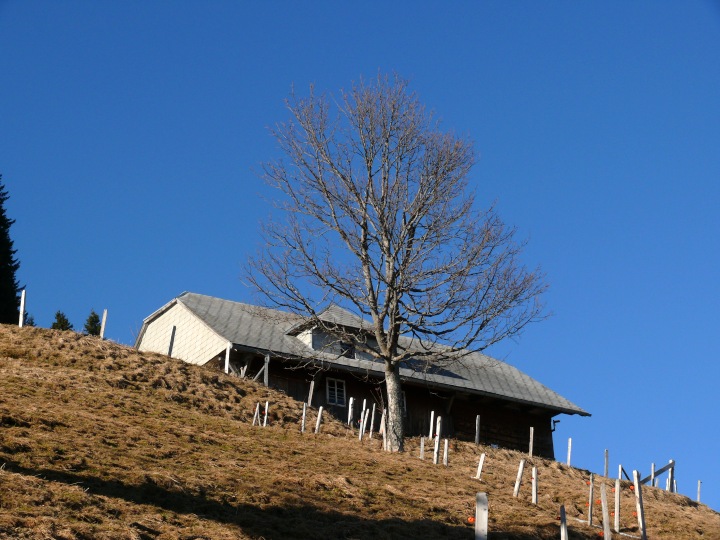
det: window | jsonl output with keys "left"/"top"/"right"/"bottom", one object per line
{"left": 326, "top": 378, "right": 346, "bottom": 406}
{"left": 339, "top": 341, "right": 355, "bottom": 359}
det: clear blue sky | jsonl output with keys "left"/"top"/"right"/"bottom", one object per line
{"left": 2, "top": 0, "right": 719, "bottom": 513}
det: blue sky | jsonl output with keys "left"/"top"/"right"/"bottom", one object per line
{"left": 2, "top": 0, "right": 720, "bottom": 512}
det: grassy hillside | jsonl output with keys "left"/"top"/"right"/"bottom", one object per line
{"left": 0, "top": 325, "right": 718, "bottom": 539}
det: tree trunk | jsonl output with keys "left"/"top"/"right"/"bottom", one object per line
{"left": 384, "top": 361, "right": 405, "bottom": 452}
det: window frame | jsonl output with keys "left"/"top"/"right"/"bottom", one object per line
{"left": 326, "top": 377, "right": 347, "bottom": 407}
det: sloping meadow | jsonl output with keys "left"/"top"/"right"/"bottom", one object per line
{"left": 0, "top": 325, "right": 718, "bottom": 539}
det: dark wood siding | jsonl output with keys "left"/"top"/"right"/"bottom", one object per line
{"left": 213, "top": 353, "right": 557, "bottom": 459}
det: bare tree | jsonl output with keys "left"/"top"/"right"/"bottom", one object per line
{"left": 248, "top": 73, "right": 546, "bottom": 451}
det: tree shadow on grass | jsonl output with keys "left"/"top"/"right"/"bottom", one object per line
{"left": 1, "top": 459, "right": 597, "bottom": 539}
{"left": 1, "top": 458, "right": 464, "bottom": 539}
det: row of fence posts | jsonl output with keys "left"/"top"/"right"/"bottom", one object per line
{"left": 16, "top": 289, "right": 109, "bottom": 339}
{"left": 469, "top": 466, "right": 651, "bottom": 539}
{"left": 250, "top": 403, "right": 698, "bottom": 538}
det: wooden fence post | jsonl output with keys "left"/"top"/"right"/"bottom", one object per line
{"left": 263, "top": 354, "right": 269, "bottom": 387}
{"left": 614, "top": 478, "right": 621, "bottom": 533}
{"left": 358, "top": 409, "right": 367, "bottom": 441}
{"left": 604, "top": 449, "right": 609, "bottom": 477}
{"left": 513, "top": 460, "right": 525, "bottom": 497}
{"left": 633, "top": 470, "right": 647, "bottom": 540}
{"left": 307, "top": 379, "right": 315, "bottom": 407}
{"left": 475, "top": 453, "right": 486, "bottom": 480}
{"left": 528, "top": 426, "right": 534, "bottom": 457}
{"left": 443, "top": 439, "right": 449, "bottom": 466}
{"left": 314, "top": 406, "right": 324, "bottom": 434}
{"left": 475, "top": 492, "right": 488, "bottom": 540}
{"left": 588, "top": 473, "right": 594, "bottom": 526}
{"left": 347, "top": 397, "right": 354, "bottom": 425}
{"left": 559, "top": 505, "right": 568, "bottom": 540}
{"left": 100, "top": 308, "right": 108, "bottom": 339}
{"left": 531, "top": 466, "right": 538, "bottom": 504}
{"left": 650, "top": 462, "right": 656, "bottom": 487}
{"left": 567, "top": 437, "right": 572, "bottom": 466}
{"left": 419, "top": 436, "right": 425, "bottom": 460}
{"left": 475, "top": 415, "right": 481, "bottom": 445}
{"left": 18, "top": 289, "right": 26, "bottom": 328}
{"left": 301, "top": 403, "right": 307, "bottom": 433}
{"left": 601, "top": 483, "right": 611, "bottom": 539}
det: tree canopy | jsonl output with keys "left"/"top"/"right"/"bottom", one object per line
{"left": 51, "top": 311, "right": 73, "bottom": 331}
{"left": 0, "top": 175, "right": 21, "bottom": 325}
{"left": 248, "top": 74, "right": 546, "bottom": 451}
{"left": 84, "top": 309, "right": 102, "bottom": 336}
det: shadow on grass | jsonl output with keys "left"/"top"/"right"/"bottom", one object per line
{"left": 2, "top": 458, "right": 474, "bottom": 539}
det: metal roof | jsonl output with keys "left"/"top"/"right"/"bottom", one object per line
{"left": 141, "top": 292, "right": 589, "bottom": 417}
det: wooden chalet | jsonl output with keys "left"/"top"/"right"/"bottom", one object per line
{"left": 135, "top": 292, "right": 589, "bottom": 458}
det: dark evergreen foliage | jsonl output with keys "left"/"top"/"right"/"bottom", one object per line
{"left": 0, "top": 175, "right": 21, "bottom": 324}
{"left": 84, "top": 309, "right": 101, "bottom": 336}
{"left": 51, "top": 311, "right": 73, "bottom": 331}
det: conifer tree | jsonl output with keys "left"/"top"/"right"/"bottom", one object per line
{"left": 0, "top": 175, "right": 21, "bottom": 324}
{"left": 84, "top": 309, "right": 101, "bottom": 336}
{"left": 51, "top": 311, "right": 73, "bottom": 331}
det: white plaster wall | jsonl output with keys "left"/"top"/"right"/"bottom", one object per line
{"left": 137, "top": 303, "right": 226, "bottom": 365}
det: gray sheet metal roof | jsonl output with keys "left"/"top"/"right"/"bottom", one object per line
{"left": 159, "top": 292, "right": 588, "bottom": 417}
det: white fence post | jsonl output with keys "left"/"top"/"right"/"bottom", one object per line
{"left": 697, "top": 480, "right": 702, "bottom": 503}
{"left": 100, "top": 308, "right": 108, "bottom": 339}
{"left": 419, "top": 436, "right": 425, "bottom": 460}
{"left": 604, "top": 449, "right": 609, "bottom": 477}
{"left": 567, "top": 437, "right": 572, "bottom": 466}
{"left": 633, "top": 470, "right": 648, "bottom": 540}
{"left": 475, "top": 414, "right": 481, "bottom": 445}
{"left": 559, "top": 505, "right": 568, "bottom": 540}
{"left": 475, "top": 492, "right": 488, "bottom": 540}
{"left": 600, "top": 483, "right": 611, "bottom": 539}
{"left": 224, "top": 343, "right": 231, "bottom": 374}
{"left": 588, "top": 473, "right": 594, "bottom": 526}
{"left": 368, "top": 403, "right": 376, "bottom": 438}
{"left": 252, "top": 403, "right": 260, "bottom": 426}
{"left": 263, "top": 401, "right": 269, "bottom": 427}
{"left": 614, "top": 478, "right": 621, "bottom": 533}
{"left": 531, "top": 466, "right": 538, "bottom": 504}
{"left": 528, "top": 426, "right": 534, "bottom": 457}
{"left": 429, "top": 410, "right": 435, "bottom": 438}
{"left": 513, "top": 460, "right": 525, "bottom": 497}
{"left": 358, "top": 409, "right": 367, "bottom": 441}
{"left": 18, "top": 289, "right": 25, "bottom": 328}
{"left": 347, "top": 397, "right": 355, "bottom": 425}
{"left": 443, "top": 439, "right": 449, "bottom": 466}
{"left": 475, "top": 453, "right": 486, "bottom": 480}
{"left": 301, "top": 403, "right": 307, "bottom": 433}
{"left": 314, "top": 406, "right": 324, "bottom": 434}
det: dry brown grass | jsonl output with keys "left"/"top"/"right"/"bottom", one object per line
{"left": 0, "top": 324, "right": 718, "bottom": 539}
